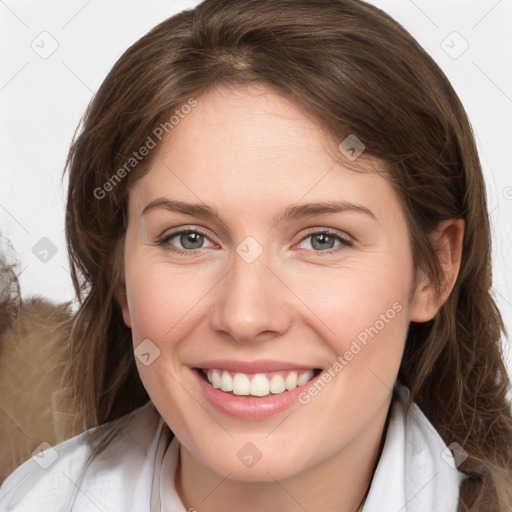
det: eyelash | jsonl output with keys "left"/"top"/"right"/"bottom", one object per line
{"left": 157, "top": 227, "right": 353, "bottom": 257}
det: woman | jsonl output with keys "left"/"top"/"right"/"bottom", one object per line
{"left": 1, "top": 0, "right": 511, "bottom": 510}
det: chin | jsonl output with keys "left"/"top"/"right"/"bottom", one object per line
{"left": 196, "top": 437, "right": 313, "bottom": 483}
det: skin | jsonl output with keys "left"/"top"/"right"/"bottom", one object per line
{"left": 120, "top": 84, "right": 464, "bottom": 512}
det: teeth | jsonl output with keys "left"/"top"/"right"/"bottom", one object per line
{"left": 203, "top": 369, "right": 317, "bottom": 397}
{"left": 298, "top": 370, "right": 315, "bottom": 386}
{"left": 250, "top": 374, "right": 269, "bottom": 397}
{"left": 220, "top": 372, "right": 233, "bottom": 392}
{"left": 269, "top": 374, "right": 286, "bottom": 394}
{"left": 211, "top": 370, "right": 221, "bottom": 389}
{"left": 285, "top": 372, "right": 298, "bottom": 390}
{"left": 232, "top": 373, "right": 250, "bottom": 395}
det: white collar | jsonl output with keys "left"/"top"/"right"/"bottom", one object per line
{"left": 361, "top": 383, "right": 466, "bottom": 510}
{"left": 157, "top": 383, "right": 466, "bottom": 511}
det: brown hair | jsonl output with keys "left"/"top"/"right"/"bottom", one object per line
{"left": 64, "top": 0, "right": 512, "bottom": 509}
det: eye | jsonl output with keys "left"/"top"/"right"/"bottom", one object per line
{"left": 296, "top": 229, "right": 353, "bottom": 254}
{"left": 158, "top": 228, "right": 216, "bottom": 255}
{"left": 157, "top": 227, "right": 353, "bottom": 256}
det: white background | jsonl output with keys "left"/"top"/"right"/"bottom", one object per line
{"left": 0, "top": 0, "right": 511, "bottom": 377}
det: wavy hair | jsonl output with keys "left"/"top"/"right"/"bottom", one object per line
{"left": 64, "top": 1, "right": 512, "bottom": 509}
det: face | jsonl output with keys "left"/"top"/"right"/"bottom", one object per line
{"left": 121, "top": 84, "right": 428, "bottom": 483}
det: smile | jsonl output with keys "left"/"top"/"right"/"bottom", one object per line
{"left": 201, "top": 368, "right": 321, "bottom": 397}
{"left": 192, "top": 360, "right": 325, "bottom": 419}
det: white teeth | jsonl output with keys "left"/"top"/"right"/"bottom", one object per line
{"left": 298, "top": 369, "right": 315, "bottom": 386}
{"left": 250, "top": 374, "right": 270, "bottom": 397}
{"left": 203, "top": 368, "right": 318, "bottom": 397}
{"left": 232, "top": 373, "right": 250, "bottom": 395}
{"left": 269, "top": 374, "right": 286, "bottom": 394}
{"left": 211, "top": 370, "right": 221, "bottom": 389}
{"left": 285, "top": 372, "right": 298, "bottom": 390}
{"left": 220, "top": 372, "right": 233, "bottom": 392}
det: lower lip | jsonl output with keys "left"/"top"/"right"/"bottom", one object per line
{"left": 192, "top": 368, "right": 322, "bottom": 420}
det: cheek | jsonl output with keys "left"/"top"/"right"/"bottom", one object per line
{"left": 291, "top": 259, "right": 412, "bottom": 354}
{"left": 288, "top": 266, "right": 411, "bottom": 430}
{"left": 124, "top": 255, "right": 212, "bottom": 346}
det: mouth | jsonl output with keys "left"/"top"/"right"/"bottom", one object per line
{"left": 194, "top": 367, "right": 323, "bottom": 398}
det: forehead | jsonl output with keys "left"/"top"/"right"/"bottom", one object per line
{"left": 128, "top": 85, "right": 399, "bottom": 223}
{"left": 168, "top": 84, "right": 340, "bottom": 170}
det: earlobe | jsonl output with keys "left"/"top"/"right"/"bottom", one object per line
{"left": 409, "top": 218, "right": 465, "bottom": 323}
{"left": 122, "top": 303, "right": 132, "bottom": 329}
{"left": 116, "top": 284, "right": 132, "bottom": 328}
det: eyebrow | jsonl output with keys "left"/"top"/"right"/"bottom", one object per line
{"left": 142, "top": 198, "right": 376, "bottom": 224}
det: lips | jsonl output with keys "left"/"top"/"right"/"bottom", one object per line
{"left": 194, "top": 359, "right": 320, "bottom": 374}
{"left": 191, "top": 359, "right": 322, "bottom": 411}
{"left": 192, "top": 362, "right": 324, "bottom": 419}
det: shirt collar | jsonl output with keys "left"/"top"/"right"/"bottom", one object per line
{"left": 361, "top": 382, "right": 466, "bottom": 511}
{"left": 156, "top": 382, "right": 466, "bottom": 511}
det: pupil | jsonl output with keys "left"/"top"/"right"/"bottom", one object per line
{"left": 182, "top": 232, "right": 203, "bottom": 249}
{"left": 312, "top": 233, "right": 334, "bottom": 251}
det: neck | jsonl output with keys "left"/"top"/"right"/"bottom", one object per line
{"left": 174, "top": 395, "right": 393, "bottom": 512}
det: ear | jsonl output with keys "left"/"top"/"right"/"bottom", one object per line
{"left": 409, "top": 218, "right": 464, "bottom": 323}
{"left": 116, "top": 282, "right": 132, "bottom": 328}
{"left": 112, "top": 235, "right": 132, "bottom": 328}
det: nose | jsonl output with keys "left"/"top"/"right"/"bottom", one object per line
{"left": 209, "top": 247, "right": 292, "bottom": 344}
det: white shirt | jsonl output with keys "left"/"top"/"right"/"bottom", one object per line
{"left": 0, "top": 383, "right": 466, "bottom": 511}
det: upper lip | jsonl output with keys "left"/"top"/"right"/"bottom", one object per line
{"left": 193, "top": 359, "right": 320, "bottom": 373}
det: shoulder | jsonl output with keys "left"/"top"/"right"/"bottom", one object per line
{"left": 0, "top": 400, "right": 166, "bottom": 512}
{"left": 363, "top": 382, "right": 467, "bottom": 512}
{"left": 394, "top": 383, "right": 467, "bottom": 480}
